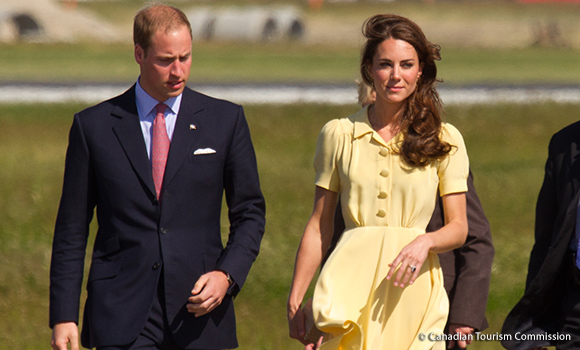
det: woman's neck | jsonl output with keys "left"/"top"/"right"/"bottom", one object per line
{"left": 368, "top": 100, "right": 404, "bottom": 142}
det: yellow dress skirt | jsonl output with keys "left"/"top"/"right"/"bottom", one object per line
{"left": 312, "top": 226, "right": 448, "bottom": 350}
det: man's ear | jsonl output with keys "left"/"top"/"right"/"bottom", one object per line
{"left": 134, "top": 44, "right": 145, "bottom": 64}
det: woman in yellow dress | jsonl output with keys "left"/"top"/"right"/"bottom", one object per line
{"left": 287, "top": 14, "right": 469, "bottom": 350}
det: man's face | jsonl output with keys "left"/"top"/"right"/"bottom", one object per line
{"left": 135, "top": 25, "right": 192, "bottom": 102}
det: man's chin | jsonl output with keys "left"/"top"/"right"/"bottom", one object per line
{"left": 167, "top": 87, "right": 186, "bottom": 98}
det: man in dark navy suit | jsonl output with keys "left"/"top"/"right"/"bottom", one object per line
{"left": 49, "top": 4, "right": 265, "bottom": 350}
{"left": 503, "top": 121, "right": 580, "bottom": 350}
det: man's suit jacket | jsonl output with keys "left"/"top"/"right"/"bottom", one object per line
{"left": 329, "top": 171, "right": 494, "bottom": 332}
{"left": 502, "top": 121, "right": 580, "bottom": 350}
{"left": 427, "top": 171, "right": 494, "bottom": 332}
{"left": 49, "top": 86, "right": 266, "bottom": 349}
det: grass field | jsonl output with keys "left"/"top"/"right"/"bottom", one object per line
{"left": 1, "top": 101, "right": 580, "bottom": 349}
{"left": 2, "top": 1, "right": 580, "bottom": 85}
{"left": 2, "top": 41, "right": 580, "bottom": 86}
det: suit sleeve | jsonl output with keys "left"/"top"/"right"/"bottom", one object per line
{"left": 49, "top": 114, "right": 96, "bottom": 327}
{"left": 217, "top": 106, "right": 266, "bottom": 296}
{"left": 428, "top": 171, "right": 494, "bottom": 331}
{"left": 526, "top": 135, "right": 560, "bottom": 289}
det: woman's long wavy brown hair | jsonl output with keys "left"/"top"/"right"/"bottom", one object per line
{"left": 360, "top": 14, "right": 451, "bottom": 167}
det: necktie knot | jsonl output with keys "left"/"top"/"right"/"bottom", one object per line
{"left": 155, "top": 103, "right": 167, "bottom": 117}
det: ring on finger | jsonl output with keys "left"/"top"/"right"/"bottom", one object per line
{"left": 408, "top": 265, "right": 417, "bottom": 273}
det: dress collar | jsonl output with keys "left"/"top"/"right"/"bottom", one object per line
{"left": 352, "top": 105, "right": 403, "bottom": 149}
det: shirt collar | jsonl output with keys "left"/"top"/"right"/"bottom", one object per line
{"left": 352, "top": 105, "right": 403, "bottom": 149}
{"left": 135, "top": 78, "right": 182, "bottom": 118}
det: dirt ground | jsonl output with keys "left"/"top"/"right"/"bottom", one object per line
{"left": 0, "top": 0, "right": 120, "bottom": 42}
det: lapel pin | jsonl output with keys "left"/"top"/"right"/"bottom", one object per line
{"left": 190, "top": 124, "right": 197, "bottom": 130}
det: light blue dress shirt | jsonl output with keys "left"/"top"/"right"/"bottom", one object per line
{"left": 135, "top": 79, "right": 182, "bottom": 159}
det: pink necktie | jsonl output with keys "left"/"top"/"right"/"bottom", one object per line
{"left": 152, "top": 103, "right": 169, "bottom": 199}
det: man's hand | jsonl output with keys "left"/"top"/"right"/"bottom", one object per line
{"left": 448, "top": 324, "right": 474, "bottom": 349}
{"left": 187, "top": 270, "right": 229, "bottom": 317}
{"left": 287, "top": 305, "right": 307, "bottom": 345}
{"left": 51, "top": 322, "right": 79, "bottom": 350}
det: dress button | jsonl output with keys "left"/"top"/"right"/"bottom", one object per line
{"left": 380, "top": 169, "right": 390, "bottom": 177}
{"left": 152, "top": 262, "right": 161, "bottom": 270}
{"left": 377, "top": 209, "right": 387, "bottom": 217}
{"left": 378, "top": 191, "right": 388, "bottom": 199}
{"left": 379, "top": 148, "right": 389, "bottom": 157}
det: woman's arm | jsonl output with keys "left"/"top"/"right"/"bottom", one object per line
{"left": 431, "top": 192, "right": 469, "bottom": 252}
{"left": 386, "top": 192, "right": 468, "bottom": 288}
{"left": 287, "top": 186, "right": 338, "bottom": 344}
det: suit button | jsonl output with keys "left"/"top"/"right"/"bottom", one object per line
{"left": 379, "top": 148, "right": 389, "bottom": 157}
{"left": 160, "top": 228, "right": 167, "bottom": 234}
{"left": 152, "top": 262, "right": 161, "bottom": 270}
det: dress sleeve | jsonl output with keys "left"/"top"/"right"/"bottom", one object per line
{"left": 314, "top": 119, "right": 343, "bottom": 193}
{"left": 438, "top": 123, "right": 469, "bottom": 196}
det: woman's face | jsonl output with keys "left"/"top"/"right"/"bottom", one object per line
{"left": 369, "top": 38, "right": 423, "bottom": 107}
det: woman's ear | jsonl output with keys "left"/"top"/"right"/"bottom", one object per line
{"left": 365, "top": 63, "right": 374, "bottom": 86}
{"left": 418, "top": 62, "right": 424, "bottom": 77}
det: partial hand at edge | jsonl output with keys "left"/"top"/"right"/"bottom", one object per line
{"left": 287, "top": 304, "right": 309, "bottom": 346}
{"left": 447, "top": 324, "right": 474, "bottom": 349}
{"left": 51, "top": 322, "right": 79, "bottom": 350}
{"left": 305, "top": 335, "right": 323, "bottom": 350}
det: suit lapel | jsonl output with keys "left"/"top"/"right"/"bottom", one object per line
{"left": 163, "top": 89, "right": 206, "bottom": 190}
{"left": 111, "top": 87, "right": 157, "bottom": 198}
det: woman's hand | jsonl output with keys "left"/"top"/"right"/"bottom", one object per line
{"left": 386, "top": 192, "right": 467, "bottom": 288}
{"left": 386, "top": 234, "right": 433, "bottom": 288}
{"left": 287, "top": 187, "right": 338, "bottom": 344}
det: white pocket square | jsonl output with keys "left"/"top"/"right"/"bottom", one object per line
{"left": 193, "top": 148, "right": 216, "bottom": 155}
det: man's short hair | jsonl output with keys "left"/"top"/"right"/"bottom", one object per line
{"left": 133, "top": 4, "right": 192, "bottom": 54}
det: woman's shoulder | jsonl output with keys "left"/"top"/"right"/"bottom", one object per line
{"left": 440, "top": 122, "right": 465, "bottom": 143}
{"left": 320, "top": 108, "right": 366, "bottom": 138}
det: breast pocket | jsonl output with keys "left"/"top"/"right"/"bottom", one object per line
{"left": 189, "top": 146, "right": 223, "bottom": 164}
{"left": 189, "top": 152, "right": 221, "bottom": 164}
